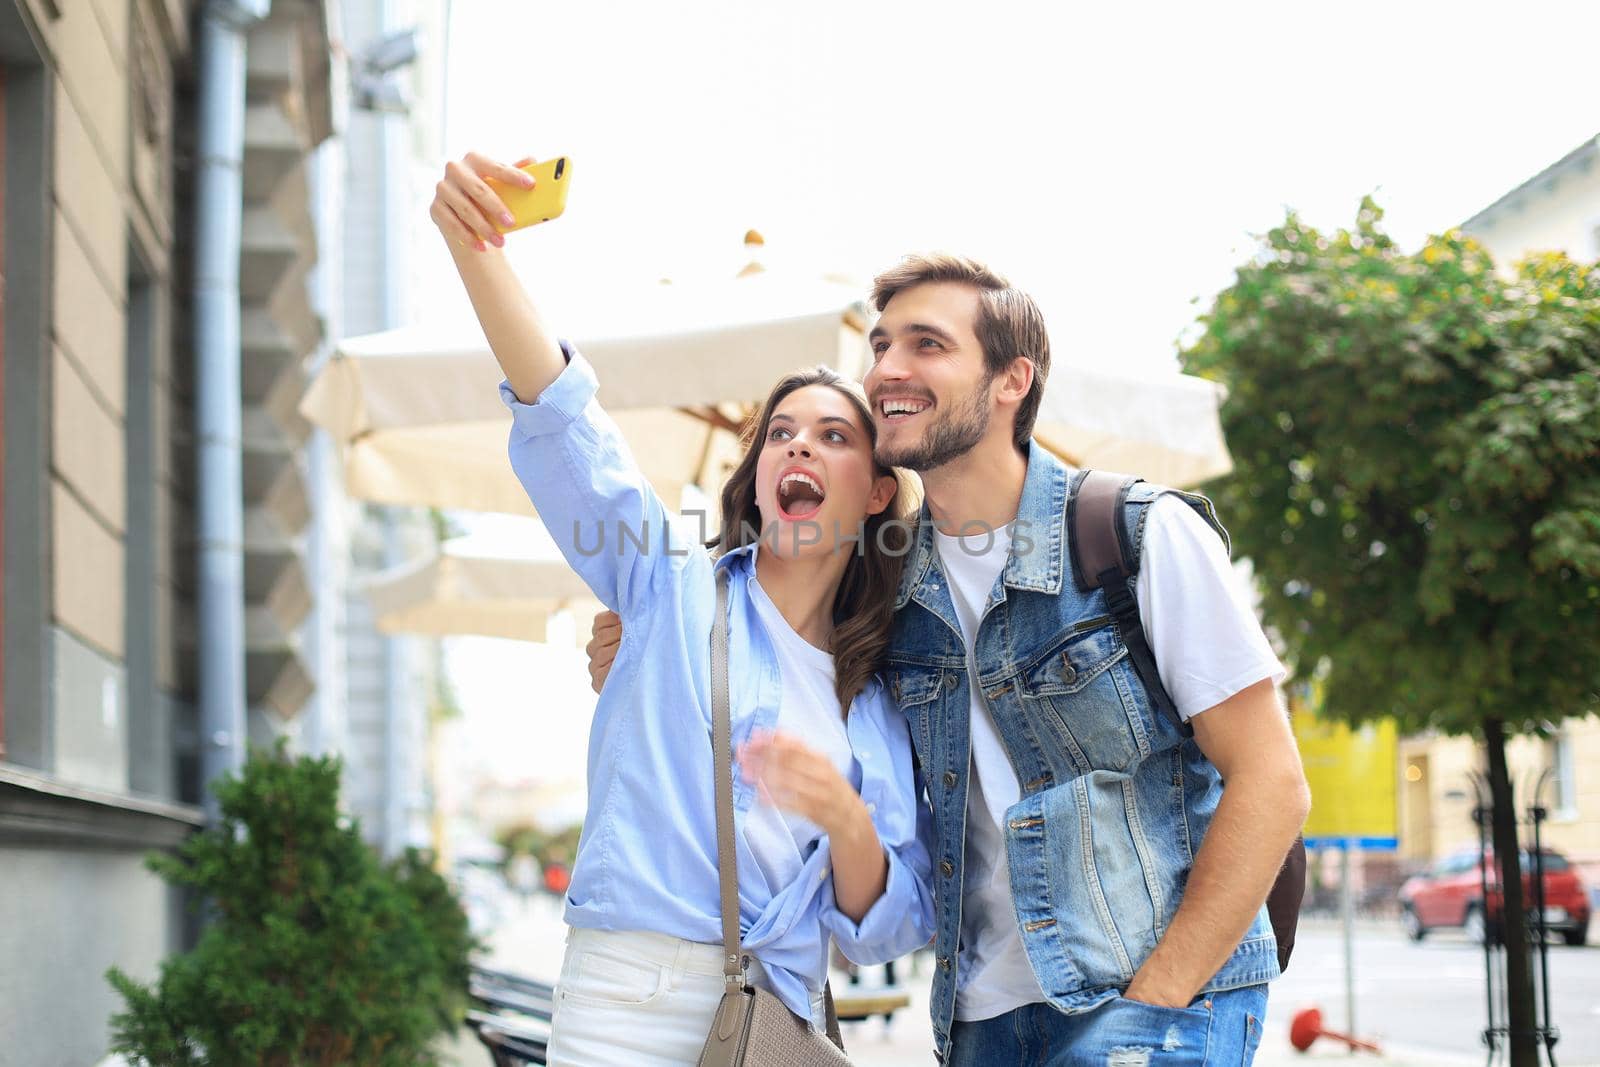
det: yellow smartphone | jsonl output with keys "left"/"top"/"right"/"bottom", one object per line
{"left": 491, "top": 156, "right": 572, "bottom": 233}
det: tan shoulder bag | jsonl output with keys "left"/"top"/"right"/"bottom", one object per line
{"left": 697, "top": 570, "right": 850, "bottom": 1067}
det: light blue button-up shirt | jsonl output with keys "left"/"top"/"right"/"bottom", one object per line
{"left": 499, "top": 344, "right": 935, "bottom": 1023}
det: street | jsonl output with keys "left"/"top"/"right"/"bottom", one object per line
{"left": 1268, "top": 917, "right": 1599, "bottom": 1066}
{"left": 449, "top": 900, "right": 1600, "bottom": 1067}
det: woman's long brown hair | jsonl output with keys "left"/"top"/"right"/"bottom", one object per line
{"left": 709, "top": 366, "right": 909, "bottom": 716}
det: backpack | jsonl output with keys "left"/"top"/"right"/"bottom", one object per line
{"left": 1067, "top": 469, "right": 1307, "bottom": 974}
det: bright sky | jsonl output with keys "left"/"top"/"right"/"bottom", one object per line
{"left": 424, "top": 0, "right": 1600, "bottom": 811}
{"left": 428, "top": 0, "right": 1600, "bottom": 374}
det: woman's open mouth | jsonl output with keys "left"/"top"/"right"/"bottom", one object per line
{"left": 776, "top": 468, "right": 826, "bottom": 520}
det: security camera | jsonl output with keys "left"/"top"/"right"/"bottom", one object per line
{"left": 360, "top": 28, "right": 419, "bottom": 74}
{"left": 353, "top": 72, "right": 410, "bottom": 115}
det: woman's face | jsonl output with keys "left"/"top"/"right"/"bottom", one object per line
{"left": 752, "top": 384, "right": 898, "bottom": 560}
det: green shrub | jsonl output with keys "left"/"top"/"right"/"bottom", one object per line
{"left": 390, "top": 847, "right": 475, "bottom": 1033}
{"left": 106, "top": 742, "right": 479, "bottom": 1066}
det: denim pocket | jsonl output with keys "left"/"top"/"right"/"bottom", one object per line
{"left": 1091, "top": 994, "right": 1213, "bottom": 1065}
{"left": 1240, "top": 1002, "right": 1264, "bottom": 1066}
{"left": 1017, "top": 624, "right": 1144, "bottom": 774}
{"left": 886, "top": 663, "right": 950, "bottom": 773}
{"left": 1216, "top": 985, "right": 1270, "bottom": 1066}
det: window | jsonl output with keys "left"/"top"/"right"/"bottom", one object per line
{"left": 1521, "top": 851, "right": 1570, "bottom": 873}
{"left": 1548, "top": 730, "right": 1578, "bottom": 817}
{"left": 125, "top": 248, "right": 163, "bottom": 796}
{"left": 1, "top": 65, "right": 8, "bottom": 758}
{"left": 0, "top": 19, "right": 52, "bottom": 770}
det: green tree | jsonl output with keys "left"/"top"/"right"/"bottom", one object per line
{"left": 1181, "top": 199, "right": 1600, "bottom": 1066}
{"left": 106, "top": 743, "right": 478, "bottom": 1066}
{"left": 496, "top": 820, "right": 583, "bottom": 872}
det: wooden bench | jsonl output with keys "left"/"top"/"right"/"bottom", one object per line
{"left": 467, "top": 1009, "right": 549, "bottom": 1067}
{"left": 834, "top": 957, "right": 915, "bottom": 1024}
{"left": 472, "top": 965, "right": 556, "bottom": 999}
{"left": 834, "top": 990, "right": 913, "bottom": 1023}
{"left": 470, "top": 977, "right": 555, "bottom": 1018}
{"left": 467, "top": 965, "right": 555, "bottom": 1066}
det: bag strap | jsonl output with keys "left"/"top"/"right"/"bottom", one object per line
{"left": 1069, "top": 470, "right": 1192, "bottom": 739}
{"left": 710, "top": 570, "right": 746, "bottom": 988}
{"left": 710, "top": 570, "right": 846, "bottom": 1045}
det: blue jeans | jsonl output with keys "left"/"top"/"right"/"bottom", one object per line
{"left": 947, "top": 985, "right": 1269, "bottom": 1067}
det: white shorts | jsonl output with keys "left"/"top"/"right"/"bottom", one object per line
{"left": 546, "top": 927, "right": 826, "bottom": 1067}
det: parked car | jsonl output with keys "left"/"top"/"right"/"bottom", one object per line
{"left": 1399, "top": 848, "right": 1590, "bottom": 946}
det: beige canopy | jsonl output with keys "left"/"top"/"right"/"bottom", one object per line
{"left": 364, "top": 545, "right": 602, "bottom": 645}
{"left": 1033, "top": 363, "right": 1231, "bottom": 489}
{"left": 300, "top": 274, "right": 871, "bottom": 515}
{"left": 301, "top": 268, "right": 1233, "bottom": 518}
{"left": 311, "top": 267, "right": 1232, "bottom": 645}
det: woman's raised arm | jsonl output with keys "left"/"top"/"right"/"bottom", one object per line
{"left": 430, "top": 151, "right": 699, "bottom": 616}
{"left": 431, "top": 151, "right": 563, "bottom": 404}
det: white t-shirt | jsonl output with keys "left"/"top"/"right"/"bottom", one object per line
{"left": 742, "top": 575, "right": 860, "bottom": 890}
{"left": 939, "top": 495, "right": 1288, "bottom": 1022}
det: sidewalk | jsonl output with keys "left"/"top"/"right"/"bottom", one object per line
{"left": 1253, "top": 1027, "right": 1480, "bottom": 1067}
{"left": 444, "top": 901, "right": 1543, "bottom": 1067}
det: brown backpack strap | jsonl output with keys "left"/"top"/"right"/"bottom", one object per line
{"left": 1268, "top": 838, "right": 1308, "bottom": 973}
{"left": 1068, "top": 471, "right": 1190, "bottom": 738}
{"left": 1068, "top": 470, "right": 1132, "bottom": 593}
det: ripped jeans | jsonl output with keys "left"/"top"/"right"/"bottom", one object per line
{"left": 946, "top": 985, "right": 1268, "bottom": 1067}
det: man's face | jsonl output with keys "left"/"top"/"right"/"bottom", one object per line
{"left": 863, "top": 281, "right": 994, "bottom": 473}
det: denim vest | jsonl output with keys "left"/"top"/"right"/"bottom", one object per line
{"left": 886, "top": 443, "right": 1281, "bottom": 1060}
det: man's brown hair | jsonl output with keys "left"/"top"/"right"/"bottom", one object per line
{"left": 870, "top": 253, "right": 1050, "bottom": 452}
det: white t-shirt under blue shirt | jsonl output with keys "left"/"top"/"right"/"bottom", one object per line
{"left": 743, "top": 574, "right": 861, "bottom": 891}
{"left": 937, "top": 495, "right": 1288, "bottom": 1023}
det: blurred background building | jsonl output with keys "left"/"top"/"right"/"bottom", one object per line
{"left": 0, "top": 1, "right": 453, "bottom": 1062}
{"left": 0, "top": 1, "right": 333, "bottom": 1062}
{"left": 324, "top": 0, "right": 450, "bottom": 867}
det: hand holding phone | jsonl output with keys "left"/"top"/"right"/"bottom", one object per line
{"left": 489, "top": 156, "right": 572, "bottom": 233}
{"left": 428, "top": 152, "right": 572, "bottom": 251}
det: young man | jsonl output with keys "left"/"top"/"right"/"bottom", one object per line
{"left": 588, "top": 254, "right": 1310, "bottom": 1065}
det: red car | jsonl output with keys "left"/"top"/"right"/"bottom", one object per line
{"left": 1399, "top": 848, "right": 1590, "bottom": 946}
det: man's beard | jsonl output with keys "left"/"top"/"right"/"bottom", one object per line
{"left": 875, "top": 379, "right": 992, "bottom": 473}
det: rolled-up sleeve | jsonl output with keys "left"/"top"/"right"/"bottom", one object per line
{"left": 818, "top": 705, "right": 936, "bottom": 964}
{"left": 499, "top": 342, "right": 695, "bottom": 615}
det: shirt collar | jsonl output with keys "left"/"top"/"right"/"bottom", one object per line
{"left": 711, "top": 540, "right": 760, "bottom": 577}
{"left": 894, "top": 440, "right": 1070, "bottom": 609}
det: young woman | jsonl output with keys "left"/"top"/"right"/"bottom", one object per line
{"left": 431, "top": 152, "right": 934, "bottom": 1066}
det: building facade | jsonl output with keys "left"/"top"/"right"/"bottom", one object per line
{"left": 331, "top": 0, "right": 449, "bottom": 861}
{"left": 0, "top": 1, "right": 336, "bottom": 1062}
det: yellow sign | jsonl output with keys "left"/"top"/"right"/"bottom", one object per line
{"left": 1289, "top": 678, "right": 1399, "bottom": 850}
